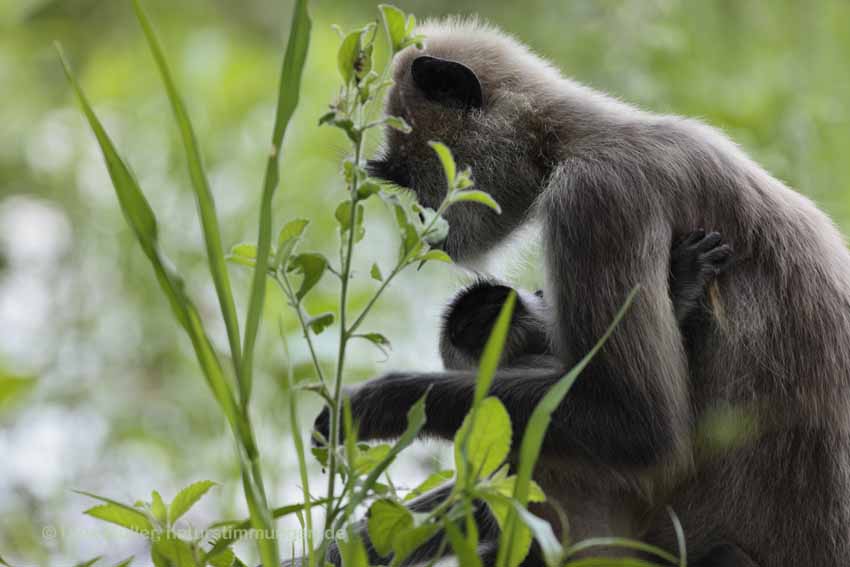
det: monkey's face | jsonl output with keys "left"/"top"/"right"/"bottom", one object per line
{"left": 368, "top": 25, "right": 549, "bottom": 264}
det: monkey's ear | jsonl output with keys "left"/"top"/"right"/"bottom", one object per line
{"left": 412, "top": 56, "right": 483, "bottom": 109}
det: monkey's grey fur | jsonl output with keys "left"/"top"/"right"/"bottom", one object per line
{"left": 320, "top": 18, "right": 850, "bottom": 567}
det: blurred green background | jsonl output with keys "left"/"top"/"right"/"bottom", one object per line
{"left": 1, "top": 0, "right": 848, "bottom": 565}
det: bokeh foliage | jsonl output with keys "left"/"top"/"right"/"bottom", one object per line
{"left": 1, "top": 0, "right": 849, "bottom": 565}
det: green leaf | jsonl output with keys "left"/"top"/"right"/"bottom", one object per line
{"left": 72, "top": 558, "right": 101, "bottom": 567}
{"left": 226, "top": 243, "right": 258, "bottom": 268}
{"left": 428, "top": 141, "right": 456, "bottom": 188}
{"left": 151, "top": 534, "right": 195, "bottom": 567}
{"left": 274, "top": 218, "right": 310, "bottom": 267}
{"left": 0, "top": 372, "right": 35, "bottom": 411}
{"left": 444, "top": 522, "right": 482, "bottom": 567}
{"left": 288, "top": 253, "right": 328, "bottom": 301}
{"left": 169, "top": 480, "right": 217, "bottom": 524}
{"left": 511, "top": 502, "right": 563, "bottom": 567}
{"left": 337, "top": 30, "right": 362, "bottom": 84}
{"left": 391, "top": 523, "right": 440, "bottom": 565}
{"left": 379, "top": 4, "right": 407, "bottom": 53}
{"left": 355, "top": 332, "right": 392, "bottom": 355}
{"left": 356, "top": 181, "right": 382, "bottom": 200}
{"left": 338, "top": 533, "right": 370, "bottom": 567}
{"left": 204, "top": 500, "right": 330, "bottom": 562}
{"left": 475, "top": 292, "right": 516, "bottom": 404}
{"left": 564, "top": 538, "right": 678, "bottom": 565}
{"left": 150, "top": 491, "right": 167, "bottom": 525}
{"left": 353, "top": 444, "right": 392, "bottom": 475}
{"left": 335, "top": 201, "right": 365, "bottom": 242}
{"left": 367, "top": 499, "right": 414, "bottom": 556}
{"left": 207, "top": 549, "right": 235, "bottom": 567}
{"left": 385, "top": 116, "right": 412, "bottom": 133}
{"left": 306, "top": 311, "right": 334, "bottom": 335}
{"left": 132, "top": 0, "right": 242, "bottom": 377}
{"left": 450, "top": 190, "right": 502, "bottom": 214}
{"left": 370, "top": 262, "right": 383, "bottom": 282}
{"left": 403, "top": 470, "right": 454, "bottom": 501}
{"left": 420, "top": 250, "right": 452, "bottom": 264}
{"left": 85, "top": 504, "right": 153, "bottom": 535}
{"left": 454, "top": 397, "right": 511, "bottom": 481}
{"left": 111, "top": 557, "right": 134, "bottom": 567}
{"left": 497, "top": 288, "right": 640, "bottom": 567}
{"left": 420, "top": 209, "right": 449, "bottom": 246}
{"left": 240, "top": 0, "right": 311, "bottom": 443}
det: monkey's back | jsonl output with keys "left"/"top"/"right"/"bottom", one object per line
{"left": 641, "top": 119, "right": 850, "bottom": 564}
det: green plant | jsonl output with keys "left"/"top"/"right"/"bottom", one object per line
{"left": 57, "top": 2, "right": 687, "bottom": 566}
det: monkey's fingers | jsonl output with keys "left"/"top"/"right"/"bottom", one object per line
{"left": 701, "top": 244, "right": 734, "bottom": 275}
{"left": 690, "top": 230, "right": 723, "bottom": 253}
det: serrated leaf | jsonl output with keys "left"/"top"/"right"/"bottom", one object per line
{"left": 420, "top": 249, "right": 452, "bottom": 264}
{"left": 311, "top": 446, "right": 329, "bottom": 467}
{"left": 404, "top": 470, "right": 454, "bottom": 501}
{"left": 428, "top": 141, "right": 456, "bottom": 187}
{"left": 353, "top": 444, "right": 392, "bottom": 476}
{"left": 450, "top": 190, "right": 502, "bottom": 213}
{"left": 85, "top": 504, "right": 153, "bottom": 534}
{"left": 512, "top": 502, "right": 563, "bottom": 567}
{"left": 370, "top": 263, "right": 383, "bottom": 282}
{"left": 385, "top": 116, "right": 411, "bottom": 133}
{"left": 287, "top": 253, "right": 328, "bottom": 300}
{"left": 335, "top": 201, "right": 365, "bottom": 242}
{"left": 454, "top": 396, "right": 511, "bottom": 481}
{"left": 338, "top": 30, "right": 362, "bottom": 84}
{"left": 379, "top": 4, "right": 407, "bottom": 53}
{"left": 368, "top": 500, "right": 413, "bottom": 556}
{"left": 306, "top": 312, "right": 334, "bottom": 335}
{"left": 356, "top": 181, "right": 382, "bottom": 200}
{"left": 275, "top": 218, "right": 310, "bottom": 267}
{"left": 150, "top": 491, "right": 166, "bottom": 525}
{"left": 392, "top": 523, "right": 440, "bottom": 565}
{"left": 152, "top": 534, "right": 195, "bottom": 567}
{"left": 169, "top": 480, "right": 217, "bottom": 524}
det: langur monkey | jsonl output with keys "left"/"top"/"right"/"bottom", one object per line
{"left": 311, "top": 17, "right": 850, "bottom": 567}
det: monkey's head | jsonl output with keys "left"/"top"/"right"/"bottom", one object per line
{"left": 368, "top": 19, "right": 560, "bottom": 264}
{"left": 439, "top": 279, "right": 550, "bottom": 370}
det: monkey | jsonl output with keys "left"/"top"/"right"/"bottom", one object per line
{"left": 311, "top": 17, "right": 850, "bottom": 567}
{"left": 305, "top": 231, "right": 741, "bottom": 567}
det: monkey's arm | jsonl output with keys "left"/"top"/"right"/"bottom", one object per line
{"left": 316, "top": 358, "right": 672, "bottom": 466}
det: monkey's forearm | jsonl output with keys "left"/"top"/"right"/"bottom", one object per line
{"left": 349, "top": 364, "right": 676, "bottom": 467}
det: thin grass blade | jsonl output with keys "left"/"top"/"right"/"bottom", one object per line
{"left": 240, "top": 0, "right": 312, "bottom": 405}
{"left": 56, "top": 45, "right": 244, "bottom": 440}
{"left": 131, "top": 0, "right": 243, "bottom": 380}
{"left": 497, "top": 287, "right": 641, "bottom": 567}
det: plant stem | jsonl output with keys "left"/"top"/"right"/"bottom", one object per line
{"left": 318, "top": 120, "right": 364, "bottom": 566}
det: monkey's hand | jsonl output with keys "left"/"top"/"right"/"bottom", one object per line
{"left": 311, "top": 378, "right": 416, "bottom": 448}
{"left": 669, "top": 229, "right": 733, "bottom": 324}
